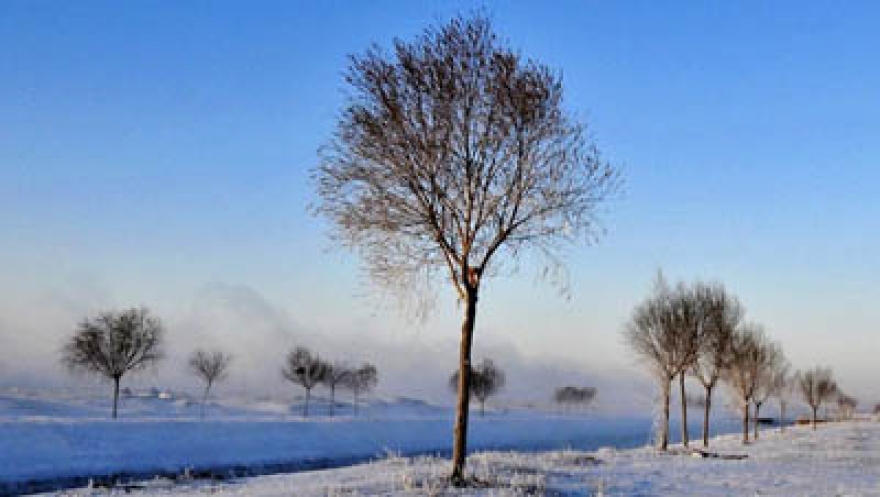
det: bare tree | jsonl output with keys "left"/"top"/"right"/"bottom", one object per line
{"left": 836, "top": 393, "right": 857, "bottom": 420}
{"left": 797, "top": 367, "right": 838, "bottom": 429}
{"left": 281, "top": 347, "right": 328, "bottom": 417}
{"left": 554, "top": 386, "right": 597, "bottom": 413}
{"left": 769, "top": 359, "right": 793, "bottom": 433}
{"left": 449, "top": 358, "right": 505, "bottom": 417}
{"left": 723, "top": 324, "right": 769, "bottom": 444}
{"left": 624, "top": 275, "right": 705, "bottom": 450}
{"left": 322, "top": 362, "right": 353, "bottom": 417}
{"left": 690, "top": 283, "right": 741, "bottom": 447}
{"left": 750, "top": 340, "right": 783, "bottom": 440}
{"left": 62, "top": 307, "right": 164, "bottom": 419}
{"left": 313, "top": 14, "right": 619, "bottom": 484}
{"left": 343, "top": 363, "right": 378, "bottom": 415}
{"left": 188, "top": 349, "right": 232, "bottom": 418}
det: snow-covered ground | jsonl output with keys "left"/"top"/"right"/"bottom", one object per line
{"left": 51, "top": 420, "right": 880, "bottom": 496}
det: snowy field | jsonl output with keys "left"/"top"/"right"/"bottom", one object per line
{"left": 48, "top": 420, "right": 880, "bottom": 496}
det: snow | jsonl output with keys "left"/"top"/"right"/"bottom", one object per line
{"left": 49, "top": 420, "right": 880, "bottom": 496}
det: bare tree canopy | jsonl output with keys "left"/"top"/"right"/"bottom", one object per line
{"left": 797, "top": 366, "right": 838, "bottom": 429}
{"left": 343, "top": 363, "right": 378, "bottom": 415}
{"left": 189, "top": 349, "right": 232, "bottom": 418}
{"left": 449, "top": 358, "right": 505, "bottom": 416}
{"left": 313, "top": 14, "right": 619, "bottom": 483}
{"left": 281, "top": 347, "right": 328, "bottom": 417}
{"left": 61, "top": 307, "right": 164, "bottom": 419}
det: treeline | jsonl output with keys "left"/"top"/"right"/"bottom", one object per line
{"left": 625, "top": 275, "right": 850, "bottom": 450}
{"left": 61, "top": 307, "right": 377, "bottom": 418}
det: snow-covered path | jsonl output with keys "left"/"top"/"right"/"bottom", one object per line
{"left": 54, "top": 420, "right": 880, "bottom": 496}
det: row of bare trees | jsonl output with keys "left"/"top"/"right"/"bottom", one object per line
{"left": 626, "top": 276, "right": 851, "bottom": 449}
{"left": 554, "top": 386, "right": 597, "bottom": 413}
{"left": 61, "top": 307, "right": 377, "bottom": 419}
{"left": 281, "top": 346, "right": 378, "bottom": 417}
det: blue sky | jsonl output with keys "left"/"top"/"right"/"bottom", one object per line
{"left": 2, "top": 2, "right": 879, "bottom": 401}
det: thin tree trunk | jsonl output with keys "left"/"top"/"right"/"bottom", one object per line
{"left": 753, "top": 402, "right": 761, "bottom": 440}
{"left": 679, "top": 372, "right": 689, "bottom": 447}
{"left": 659, "top": 378, "right": 671, "bottom": 451}
{"left": 702, "top": 384, "right": 713, "bottom": 448}
{"left": 451, "top": 286, "right": 478, "bottom": 485}
{"left": 304, "top": 387, "right": 310, "bottom": 417}
{"left": 480, "top": 399, "right": 485, "bottom": 417}
{"left": 780, "top": 400, "right": 786, "bottom": 433}
{"left": 812, "top": 406, "right": 818, "bottom": 429}
{"left": 742, "top": 402, "right": 750, "bottom": 444}
{"left": 330, "top": 384, "right": 335, "bottom": 417}
{"left": 353, "top": 389, "right": 359, "bottom": 416}
{"left": 201, "top": 382, "right": 211, "bottom": 420}
{"left": 112, "top": 376, "right": 121, "bottom": 419}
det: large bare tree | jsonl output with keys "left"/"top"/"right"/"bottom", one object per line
{"left": 188, "top": 349, "right": 232, "bottom": 418}
{"left": 62, "top": 307, "right": 164, "bottom": 419}
{"left": 624, "top": 276, "right": 704, "bottom": 450}
{"left": 281, "top": 347, "right": 328, "bottom": 417}
{"left": 313, "top": 15, "right": 618, "bottom": 483}
{"left": 690, "top": 283, "right": 741, "bottom": 447}
{"left": 797, "top": 367, "right": 838, "bottom": 429}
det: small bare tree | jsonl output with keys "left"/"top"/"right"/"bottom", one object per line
{"left": 750, "top": 340, "right": 783, "bottom": 440}
{"left": 554, "top": 386, "right": 597, "bottom": 413}
{"left": 769, "top": 359, "right": 793, "bottom": 433}
{"left": 322, "top": 362, "right": 353, "bottom": 417}
{"left": 797, "top": 367, "right": 838, "bottom": 429}
{"left": 188, "top": 349, "right": 232, "bottom": 418}
{"left": 449, "top": 358, "right": 505, "bottom": 417}
{"left": 62, "top": 307, "right": 164, "bottom": 419}
{"left": 690, "top": 283, "right": 741, "bottom": 447}
{"left": 281, "top": 347, "right": 328, "bottom": 417}
{"left": 723, "top": 324, "right": 768, "bottom": 444}
{"left": 836, "top": 393, "right": 857, "bottom": 420}
{"left": 624, "top": 275, "right": 705, "bottom": 450}
{"left": 343, "top": 363, "right": 378, "bottom": 415}
{"left": 313, "top": 15, "right": 619, "bottom": 483}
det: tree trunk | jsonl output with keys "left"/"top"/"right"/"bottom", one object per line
{"left": 780, "top": 400, "right": 786, "bottom": 433}
{"left": 451, "top": 286, "right": 478, "bottom": 486}
{"left": 304, "top": 387, "right": 310, "bottom": 417}
{"left": 702, "top": 384, "right": 713, "bottom": 448}
{"left": 112, "top": 376, "right": 121, "bottom": 420}
{"left": 353, "top": 389, "right": 359, "bottom": 416}
{"left": 812, "top": 406, "right": 818, "bottom": 430}
{"left": 679, "top": 372, "right": 689, "bottom": 447}
{"left": 659, "top": 378, "right": 671, "bottom": 450}
{"left": 742, "top": 402, "right": 750, "bottom": 444}
{"left": 201, "top": 382, "right": 212, "bottom": 420}
{"left": 480, "top": 399, "right": 485, "bottom": 417}
{"left": 753, "top": 402, "right": 761, "bottom": 440}
{"left": 330, "top": 384, "right": 335, "bottom": 417}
